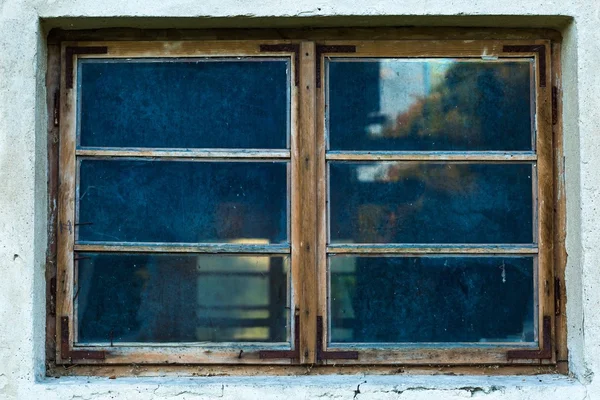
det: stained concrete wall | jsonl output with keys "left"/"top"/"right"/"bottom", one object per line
{"left": 0, "top": 1, "right": 599, "bottom": 399}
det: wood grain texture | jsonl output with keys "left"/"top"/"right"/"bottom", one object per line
{"left": 552, "top": 42, "right": 568, "bottom": 365}
{"left": 48, "top": 27, "right": 563, "bottom": 44}
{"left": 533, "top": 41, "right": 556, "bottom": 365}
{"left": 74, "top": 243, "right": 290, "bottom": 254}
{"left": 326, "top": 151, "right": 537, "bottom": 162}
{"left": 327, "top": 244, "right": 539, "bottom": 255}
{"left": 322, "top": 39, "right": 547, "bottom": 58}
{"left": 294, "top": 42, "right": 318, "bottom": 364}
{"left": 315, "top": 36, "right": 330, "bottom": 365}
{"left": 76, "top": 148, "right": 290, "bottom": 159}
{"left": 60, "top": 40, "right": 295, "bottom": 59}
{"left": 56, "top": 43, "right": 78, "bottom": 364}
{"left": 45, "top": 43, "right": 61, "bottom": 368}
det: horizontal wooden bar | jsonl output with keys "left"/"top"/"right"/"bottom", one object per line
{"left": 74, "top": 242, "right": 290, "bottom": 254}
{"left": 79, "top": 342, "right": 291, "bottom": 349}
{"left": 63, "top": 40, "right": 296, "bottom": 58}
{"left": 59, "top": 344, "right": 540, "bottom": 365}
{"left": 49, "top": 28, "right": 564, "bottom": 44}
{"left": 318, "top": 346, "right": 541, "bottom": 366}
{"left": 76, "top": 148, "right": 291, "bottom": 160}
{"left": 329, "top": 341, "right": 537, "bottom": 348}
{"left": 61, "top": 345, "right": 295, "bottom": 365}
{"left": 326, "top": 151, "right": 537, "bottom": 162}
{"left": 327, "top": 244, "right": 538, "bottom": 255}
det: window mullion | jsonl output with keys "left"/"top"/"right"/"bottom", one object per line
{"left": 292, "top": 41, "right": 318, "bottom": 364}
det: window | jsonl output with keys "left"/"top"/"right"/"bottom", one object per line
{"left": 51, "top": 35, "right": 562, "bottom": 372}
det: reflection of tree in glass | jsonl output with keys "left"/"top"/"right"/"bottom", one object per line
{"left": 331, "top": 61, "right": 535, "bottom": 344}
{"left": 382, "top": 62, "right": 532, "bottom": 150}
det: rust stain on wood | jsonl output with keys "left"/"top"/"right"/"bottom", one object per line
{"left": 502, "top": 44, "right": 547, "bottom": 87}
{"left": 259, "top": 43, "right": 300, "bottom": 86}
{"left": 507, "top": 316, "right": 552, "bottom": 360}
{"left": 315, "top": 44, "right": 356, "bottom": 88}
{"left": 316, "top": 316, "right": 358, "bottom": 361}
{"left": 61, "top": 316, "right": 106, "bottom": 361}
{"left": 65, "top": 46, "right": 108, "bottom": 89}
{"left": 259, "top": 315, "right": 300, "bottom": 360}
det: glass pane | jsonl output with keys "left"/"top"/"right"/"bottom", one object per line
{"left": 329, "top": 256, "right": 535, "bottom": 344}
{"left": 78, "top": 58, "right": 289, "bottom": 149}
{"left": 330, "top": 162, "right": 533, "bottom": 244}
{"left": 78, "top": 160, "right": 287, "bottom": 244}
{"left": 327, "top": 59, "right": 533, "bottom": 151}
{"left": 76, "top": 253, "right": 290, "bottom": 344}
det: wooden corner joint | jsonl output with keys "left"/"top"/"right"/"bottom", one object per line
{"left": 502, "top": 44, "right": 547, "bottom": 88}
{"left": 315, "top": 44, "right": 357, "bottom": 88}
{"left": 64, "top": 46, "right": 108, "bottom": 89}
{"left": 60, "top": 316, "right": 106, "bottom": 361}
{"left": 316, "top": 316, "right": 358, "bottom": 362}
{"left": 259, "top": 43, "right": 301, "bottom": 86}
{"left": 507, "top": 316, "right": 553, "bottom": 360}
{"left": 258, "top": 314, "right": 300, "bottom": 360}
{"left": 259, "top": 315, "right": 359, "bottom": 362}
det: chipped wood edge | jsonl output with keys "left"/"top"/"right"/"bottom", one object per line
{"left": 552, "top": 41, "right": 568, "bottom": 371}
{"left": 56, "top": 42, "right": 78, "bottom": 364}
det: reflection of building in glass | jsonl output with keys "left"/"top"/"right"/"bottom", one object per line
{"left": 77, "top": 251, "right": 289, "bottom": 344}
{"left": 371, "top": 60, "right": 449, "bottom": 137}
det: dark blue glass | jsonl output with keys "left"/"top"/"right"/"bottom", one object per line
{"left": 78, "top": 59, "right": 289, "bottom": 149}
{"left": 77, "top": 253, "right": 290, "bottom": 343}
{"left": 329, "top": 162, "right": 533, "bottom": 244}
{"left": 77, "top": 160, "right": 288, "bottom": 244}
{"left": 329, "top": 256, "right": 535, "bottom": 343}
{"left": 327, "top": 59, "right": 533, "bottom": 151}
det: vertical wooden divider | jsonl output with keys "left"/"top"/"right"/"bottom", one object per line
{"left": 315, "top": 46, "right": 329, "bottom": 362}
{"left": 535, "top": 41, "right": 556, "bottom": 364}
{"left": 294, "top": 42, "right": 318, "bottom": 364}
{"left": 56, "top": 44, "right": 78, "bottom": 363}
{"left": 551, "top": 41, "right": 568, "bottom": 371}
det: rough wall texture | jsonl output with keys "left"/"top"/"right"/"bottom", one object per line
{"left": 1, "top": 0, "right": 599, "bottom": 399}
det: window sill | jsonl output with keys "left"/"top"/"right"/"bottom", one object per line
{"left": 32, "top": 374, "right": 586, "bottom": 399}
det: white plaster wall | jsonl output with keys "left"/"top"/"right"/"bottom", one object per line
{"left": 1, "top": 0, "right": 599, "bottom": 399}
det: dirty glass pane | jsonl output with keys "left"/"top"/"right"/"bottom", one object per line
{"left": 78, "top": 160, "right": 287, "bottom": 244}
{"left": 329, "top": 256, "right": 535, "bottom": 344}
{"left": 76, "top": 253, "right": 290, "bottom": 344}
{"left": 327, "top": 59, "right": 533, "bottom": 151}
{"left": 78, "top": 58, "right": 289, "bottom": 149}
{"left": 329, "top": 162, "right": 533, "bottom": 244}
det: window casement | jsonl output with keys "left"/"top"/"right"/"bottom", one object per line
{"left": 50, "top": 35, "right": 563, "bottom": 372}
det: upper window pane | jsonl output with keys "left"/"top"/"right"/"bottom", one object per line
{"left": 78, "top": 58, "right": 289, "bottom": 149}
{"left": 327, "top": 59, "right": 533, "bottom": 151}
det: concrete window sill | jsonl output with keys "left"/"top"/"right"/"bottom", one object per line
{"left": 26, "top": 374, "right": 588, "bottom": 399}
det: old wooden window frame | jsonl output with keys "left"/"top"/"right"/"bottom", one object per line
{"left": 46, "top": 29, "right": 566, "bottom": 376}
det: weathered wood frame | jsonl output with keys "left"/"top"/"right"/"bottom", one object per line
{"left": 56, "top": 40, "right": 302, "bottom": 365}
{"left": 315, "top": 39, "right": 554, "bottom": 366}
{"left": 47, "top": 31, "right": 563, "bottom": 374}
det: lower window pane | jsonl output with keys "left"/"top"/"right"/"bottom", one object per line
{"left": 329, "top": 256, "right": 535, "bottom": 344}
{"left": 76, "top": 253, "right": 290, "bottom": 344}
